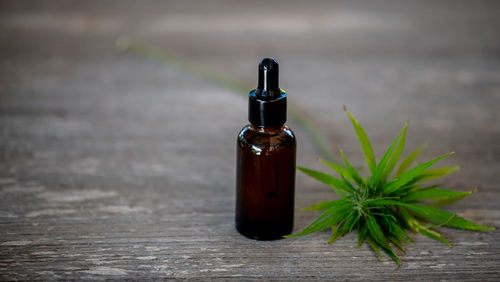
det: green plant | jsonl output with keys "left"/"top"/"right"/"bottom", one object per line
{"left": 285, "top": 106, "right": 494, "bottom": 266}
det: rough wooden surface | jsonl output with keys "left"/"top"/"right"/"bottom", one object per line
{"left": 1, "top": 0, "right": 500, "bottom": 280}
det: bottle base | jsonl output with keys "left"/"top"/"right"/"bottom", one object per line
{"left": 235, "top": 218, "right": 293, "bottom": 241}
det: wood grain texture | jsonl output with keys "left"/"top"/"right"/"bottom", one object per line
{"left": 1, "top": 0, "right": 499, "bottom": 280}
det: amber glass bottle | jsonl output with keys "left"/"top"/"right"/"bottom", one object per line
{"left": 236, "top": 58, "right": 296, "bottom": 240}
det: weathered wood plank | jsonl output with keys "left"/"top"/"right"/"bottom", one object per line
{"left": 1, "top": 0, "right": 499, "bottom": 280}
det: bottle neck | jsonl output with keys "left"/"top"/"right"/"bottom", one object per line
{"left": 250, "top": 124, "right": 285, "bottom": 133}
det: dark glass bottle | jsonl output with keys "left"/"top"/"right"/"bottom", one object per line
{"left": 235, "top": 58, "right": 296, "bottom": 240}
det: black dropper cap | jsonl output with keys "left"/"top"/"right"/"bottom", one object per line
{"left": 248, "top": 58, "right": 287, "bottom": 127}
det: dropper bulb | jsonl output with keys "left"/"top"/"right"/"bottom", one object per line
{"left": 257, "top": 58, "right": 279, "bottom": 97}
{"left": 248, "top": 58, "right": 286, "bottom": 126}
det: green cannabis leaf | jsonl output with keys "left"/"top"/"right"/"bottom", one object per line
{"left": 285, "top": 106, "right": 494, "bottom": 266}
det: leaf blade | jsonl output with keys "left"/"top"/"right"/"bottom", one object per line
{"left": 344, "top": 106, "right": 376, "bottom": 173}
{"left": 340, "top": 149, "right": 365, "bottom": 186}
{"left": 371, "top": 200, "right": 495, "bottom": 231}
{"left": 403, "top": 188, "right": 473, "bottom": 204}
{"left": 319, "top": 158, "right": 356, "bottom": 184}
{"left": 297, "top": 166, "right": 350, "bottom": 197}
{"left": 416, "top": 166, "right": 460, "bottom": 182}
{"left": 419, "top": 227, "right": 451, "bottom": 247}
{"left": 366, "top": 235, "right": 383, "bottom": 261}
{"left": 301, "top": 199, "right": 344, "bottom": 212}
{"left": 285, "top": 201, "right": 352, "bottom": 238}
{"left": 383, "top": 124, "right": 408, "bottom": 180}
{"left": 383, "top": 152, "right": 454, "bottom": 195}
{"left": 399, "top": 207, "right": 450, "bottom": 247}
{"left": 369, "top": 123, "right": 407, "bottom": 189}
{"left": 365, "top": 215, "right": 401, "bottom": 265}
{"left": 396, "top": 144, "right": 426, "bottom": 177}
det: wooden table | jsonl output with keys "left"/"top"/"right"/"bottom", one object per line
{"left": 1, "top": 0, "right": 499, "bottom": 280}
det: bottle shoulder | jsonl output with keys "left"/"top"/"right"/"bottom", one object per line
{"left": 237, "top": 124, "right": 296, "bottom": 150}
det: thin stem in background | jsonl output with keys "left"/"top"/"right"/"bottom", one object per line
{"left": 116, "top": 36, "right": 338, "bottom": 163}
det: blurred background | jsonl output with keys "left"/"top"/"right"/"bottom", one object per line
{"left": 1, "top": 0, "right": 500, "bottom": 279}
